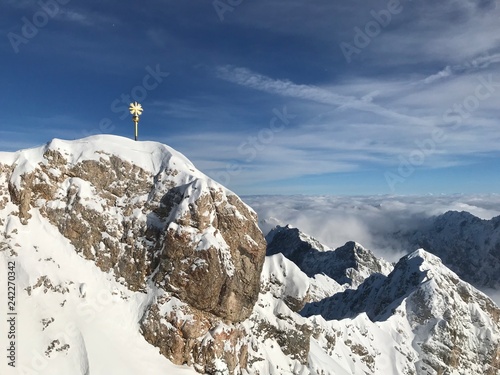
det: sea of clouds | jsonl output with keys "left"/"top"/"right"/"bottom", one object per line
{"left": 244, "top": 194, "right": 500, "bottom": 304}
{"left": 244, "top": 194, "right": 500, "bottom": 261}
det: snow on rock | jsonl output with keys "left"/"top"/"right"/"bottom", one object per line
{"left": 245, "top": 254, "right": 417, "bottom": 375}
{"left": 0, "top": 210, "right": 197, "bottom": 375}
{"left": 0, "top": 135, "right": 266, "bottom": 374}
{"left": 266, "top": 225, "right": 393, "bottom": 288}
{"left": 395, "top": 210, "right": 500, "bottom": 290}
{"left": 302, "top": 249, "right": 500, "bottom": 375}
{"left": 260, "top": 253, "right": 311, "bottom": 311}
{"left": 1, "top": 136, "right": 499, "bottom": 375}
{"left": 150, "top": 176, "right": 266, "bottom": 322}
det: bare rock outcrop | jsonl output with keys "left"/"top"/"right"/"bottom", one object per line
{"left": 4, "top": 136, "right": 498, "bottom": 375}
{"left": 1, "top": 136, "right": 266, "bottom": 374}
{"left": 140, "top": 293, "right": 249, "bottom": 374}
{"left": 153, "top": 181, "right": 266, "bottom": 322}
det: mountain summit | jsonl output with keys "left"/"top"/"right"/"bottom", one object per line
{"left": 0, "top": 135, "right": 266, "bottom": 374}
{"left": 266, "top": 225, "right": 393, "bottom": 287}
{"left": 395, "top": 210, "right": 500, "bottom": 290}
{"left": 0, "top": 136, "right": 499, "bottom": 375}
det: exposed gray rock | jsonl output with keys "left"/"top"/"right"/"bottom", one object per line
{"left": 1, "top": 136, "right": 266, "bottom": 374}
{"left": 302, "top": 249, "right": 500, "bottom": 375}
{"left": 2, "top": 137, "right": 499, "bottom": 375}
{"left": 266, "top": 225, "right": 392, "bottom": 287}
{"left": 394, "top": 210, "right": 500, "bottom": 290}
{"left": 153, "top": 183, "right": 266, "bottom": 322}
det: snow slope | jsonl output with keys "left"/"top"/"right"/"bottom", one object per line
{"left": 1, "top": 135, "right": 499, "bottom": 375}
{"left": 0, "top": 135, "right": 258, "bottom": 375}
{"left": 0, "top": 136, "right": 219, "bottom": 374}
{"left": 0, "top": 211, "right": 197, "bottom": 375}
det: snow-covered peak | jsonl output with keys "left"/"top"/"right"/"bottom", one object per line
{"left": 402, "top": 248, "right": 444, "bottom": 273}
{"left": 266, "top": 225, "right": 392, "bottom": 287}
{"left": 301, "top": 245, "right": 500, "bottom": 374}
{"left": 395, "top": 210, "right": 500, "bottom": 289}
{"left": 5, "top": 135, "right": 226, "bottom": 194}
{"left": 266, "top": 224, "right": 329, "bottom": 255}
{"left": 261, "top": 253, "right": 311, "bottom": 311}
{"left": 0, "top": 135, "right": 267, "bottom": 374}
{"left": 9, "top": 135, "right": 194, "bottom": 173}
{"left": 2, "top": 136, "right": 499, "bottom": 375}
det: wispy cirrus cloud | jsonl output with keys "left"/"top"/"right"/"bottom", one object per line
{"left": 421, "top": 66, "right": 454, "bottom": 85}
{"left": 205, "top": 59, "right": 500, "bottom": 194}
{"left": 53, "top": 8, "right": 120, "bottom": 28}
{"left": 216, "top": 65, "right": 430, "bottom": 126}
{"left": 420, "top": 53, "right": 500, "bottom": 85}
{"left": 2, "top": 0, "right": 500, "bottom": 196}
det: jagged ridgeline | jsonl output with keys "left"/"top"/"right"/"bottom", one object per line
{"left": 0, "top": 135, "right": 499, "bottom": 375}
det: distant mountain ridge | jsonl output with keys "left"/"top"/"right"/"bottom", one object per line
{"left": 266, "top": 225, "right": 393, "bottom": 287}
{"left": 301, "top": 248, "right": 500, "bottom": 374}
{"left": 0, "top": 136, "right": 499, "bottom": 375}
{"left": 394, "top": 210, "right": 500, "bottom": 290}
{"left": 262, "top": 225, "right": 500, "bottom": 374}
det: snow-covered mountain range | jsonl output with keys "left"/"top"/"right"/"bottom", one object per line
{"left": 393, "top": 211, "right": 500, "bottom": 290}
{"left": 0, "top": 135, "right": 498, "bottom": 375}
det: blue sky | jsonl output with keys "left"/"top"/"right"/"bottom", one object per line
{"left": 1, "top": 0, "right": 499, "bottom": 195}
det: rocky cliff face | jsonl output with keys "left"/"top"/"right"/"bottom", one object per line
{"left": 257, "top": 226, "right": 500, "bottom": 375}
{"left": 0, "top": 135, "right": 266, "bottom": 374}
{"left": 266, "top": 225, "right": 393, "bottom": 287}
{"left": 1, "top": 136, "right": 499, "bottom": 375}
{"left": 151, "top": 182, "right": 266, "bottom": 322}
{"left": 394, "top": 211, "right": 500, "bottom": 290}
{"left": 302, "top": 249, "right": 500, "bottom": 374}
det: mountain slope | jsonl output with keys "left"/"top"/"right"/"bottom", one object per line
{"left": 0, "top": 212, "right": 197, "bottom": 375}
{"left": 302, "top": 249, "right": 500, "bottom": 374}
{"left": 394, "top": 211, "right": 500, "bottom": 290}
{"left": 0, "top": 135, "right": 266, "bottom": 374}
{"left": 260, "top": 225, "right": 499, "bottom": 374}
{"left": 266, "top": 225, "right": 393, "bottom": 287}
{"left": 1, "top": 136, "right": 499, "bottom": 375}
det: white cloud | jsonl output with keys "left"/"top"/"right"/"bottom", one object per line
{"left": 151, "top": 99, "right": 209, "bottom": 120}
{"left": 377, "top": 10, "right": 500, "bottom": 66}
{"left": 166, "top": 63, "right": 500, "bottom": 192}
{"left": 420, "top": 53, "right": 500, "bottom": 85}
{"left": 422, "top": 66, "right": 453, "bottom": 84}
{"left": 244, "top": 194, "right": 500, "bottom": 262}
{"left": 216, "top": 66, "right": 430, "bottom": 126}
{"left": 470, "top": 53, "right": 500, "bottom": 68}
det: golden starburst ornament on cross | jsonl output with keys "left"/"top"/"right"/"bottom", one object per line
{"left": 129, "top": 102, "right": 143, "bottom": 141}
